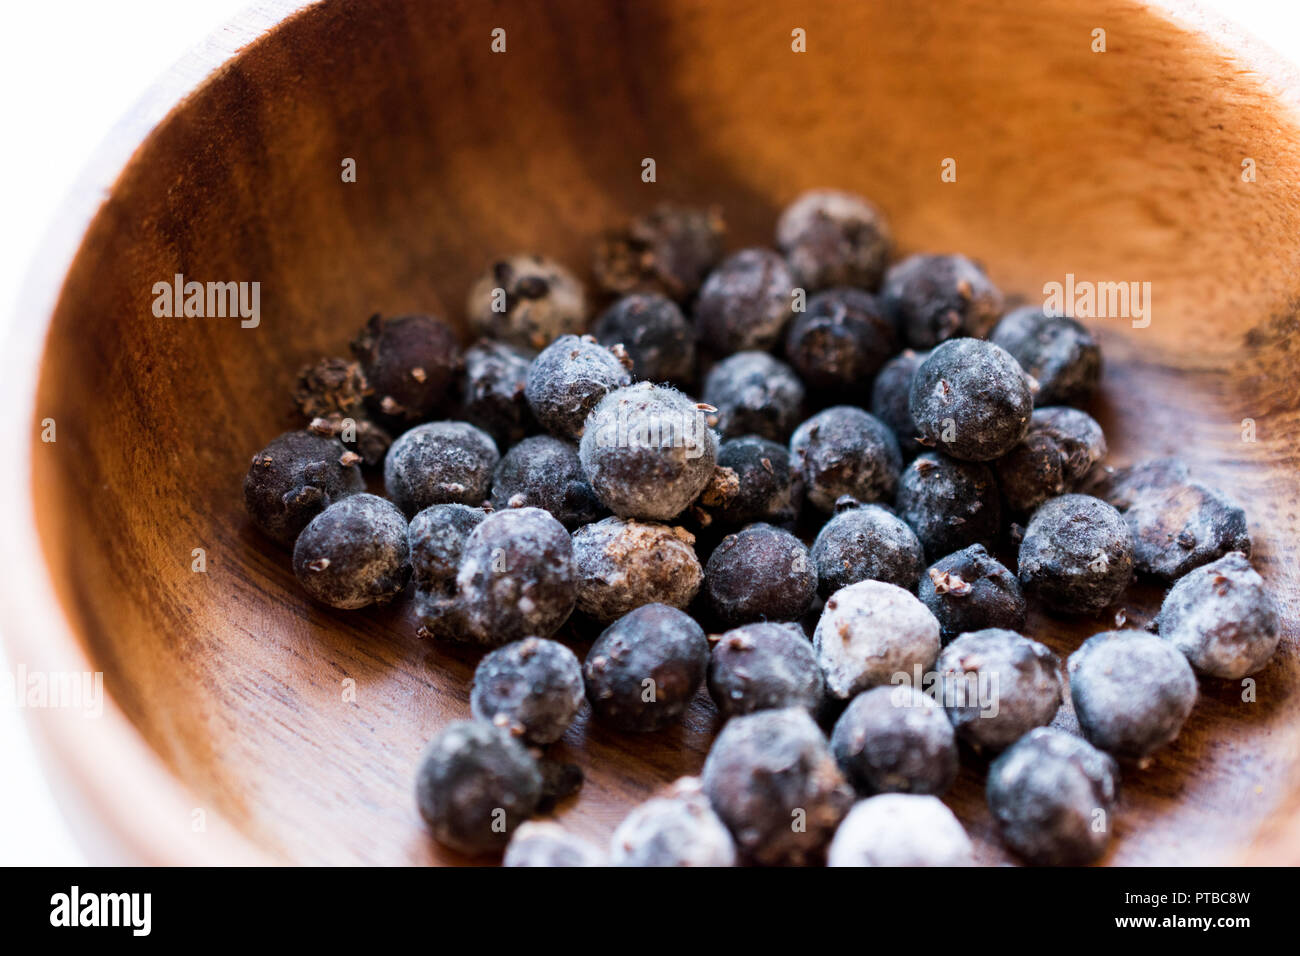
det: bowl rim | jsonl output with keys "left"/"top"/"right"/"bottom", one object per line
{"left": 2, "top": 0, "right": 1298, "bottom": 866}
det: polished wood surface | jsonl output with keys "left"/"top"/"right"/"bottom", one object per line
{"left": 4, "top": 0, "right": 1299, "bottom": 864}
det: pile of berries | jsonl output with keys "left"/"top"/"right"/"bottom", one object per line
{"left": 243, "top": 191, "right": 1282, "bottom": 866}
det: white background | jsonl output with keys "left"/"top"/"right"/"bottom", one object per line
{"left": 0, "top": 0, "right": 1295, "bottom": 866}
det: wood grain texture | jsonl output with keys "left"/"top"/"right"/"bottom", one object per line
{"left": 4, "top": 0, "right": 1299, "bottom": 864}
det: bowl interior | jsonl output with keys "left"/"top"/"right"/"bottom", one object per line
{"left": 28, "top": 0, "right": 1300, "bottom": 864}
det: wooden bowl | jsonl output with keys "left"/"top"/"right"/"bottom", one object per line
{"left": 5, "top": 0, "right": 1300, "bottom": 865}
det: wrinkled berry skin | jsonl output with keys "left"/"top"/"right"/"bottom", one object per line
{"left": 504, "top": 821, "right": 605, "bottom": 867}
{"left": 609, "top": 777, "right": 737, "bottom": 867}
{"left": 895, "top": 452, "right": 1001, "bottom": 559}
{"left": 571, "top": 517, "right": 702, "bottom": 623}
{"left": 490, "top": 435, "right": 605, "bottom": 528}
{"left": 1018, "top": 494, "right": 1134, "bottom": 614}
{"left": 987, "top": 727, "right": 1119, "bottom": 866}
{"left": 937, "top": 629, "right": 1063, "bottom": 751}
{"left": 828, "top": 794, "right": 975, "bottom": 867}
{"left": 593, "top": 293, "right": 696, "bottom": 384}
{"left": 1123, "top": 482, "right": 1251, "bottom": 581}
{"left": 705, "top": 523, "right": 817, "bottom": 626}
{"left": 775, "top": 189, "right": 893, "bottom": 292}
{"left": 882, "top": 254, "right": 1004, "bottom": 349}
{"left": 811, "top": 502, "right": 925, "bottom": 596}
{"left": 466, "top": 254, "right": 587, "bottom": 350}
{"left": 583, "top": 604, "right": 709, "bottom": 732}
{"left": 707, "top": 622, "right": 824, "bottom": 718}
{"left": 702, "top": 707, "right": 854, "bottom": 867}
{"left": 996, "top": 407, "right": 1107, "bottom": 516}
{"left": 702, "top": 351, "right": 805, "bottom": 442}
{"left": 292, "top": 493, "right": 411, "bottom": 609}
{"left": 456, "top": 507, "right": 576, "bottom": 645}
{"left": 784, "top": 288, "right": 896, "bottom": 394}
{"left": 790, "top": 406, "right": 902, "bottom": 512}
{"left": 695, "top": 248, "right": 796, "bottom": 354}
{"left": 525, "top": 334, "right": 632, "bottom": 440}
{"left": 350, "top": 314, "right": 462, "bottom": 422}
{"left": 293, "top": 356, "right": 369, "bottom": 419}
{"left": 460, "top": 339, "right": 535, "bottom": 449}
{"left": 383, "top": 421, "right": 499, "bottom": 516}
{"left": 831, "top": 686, "right": 958, "bottom": 796}
{"left": 702, "top": 436, "right": 798, "bottom": 527}
{"left": 1068, "top": 630, "right": 1197, "bottom": 760}
{"left": 1157, "top": 551, "right": 1280, "bottom": 679}
{"left": 592, "top": 204, "right": 725, "bottom": 302}
{"left": 471, "top": 637, "right": 585, "bottom": 745}
{"left": 917, "top": 544, "right": 1026, "bottom": 642}
{"left": 870, "top": 349, "right": 929, "bottom": 459}
{"left": 910, "top": 338, "right": 1033, "bottom": 461}
{"left": 990, "top": 307, "right": 1102, "bottom": 408}
{"left": 814, "top": 580, "right": 941, "bottom": 700}
{"left": 415, "top": 720, "right": 542, "bottom": 856}
{"left": 1087, "top": 457, "right": 1189, "bottom": 512}
{"left": 243, "top": 430, "right": 365, "bottom": 546}
{"left": 408, "top": 503, "right": 485, "bottom": 641}
{"left": 579, "top": 383, "right": 718, "bottom": 521}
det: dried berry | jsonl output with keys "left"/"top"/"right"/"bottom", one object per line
{"left": 536, "top": 758, "right": 584, "bottom": 811}
{"left": 1018, "top": 494, "right": 1134, "bottom": 614}
{"left": 592, "top": 293, "right": 696, "bottom": 384}
{"left": 827, "top": 794, "right": 975, "bottom": 867}
{"left": 868, "top": 348, "right": 928, "bottom": 459}
{"left": 408, "top": 503, "right": 485, "bottom": 641}
{"left": 917, "top": 544, "right": 1026, "bottom": 642}
{"left": 383, "top": 421, "right": 499, "bottom": 516}
{"left": 830, "top": 686, "right": 958, "bottom": 796}
{"left": 784, "top": 288, "right": 896, "bottom": 393}
{"left": 814, "top": 580, "right": 941, "bottom": 700}
{"left": 694, "top": 248, "right": 796, "bottom": 354}
{"left": 701, "top": 351, "right": 805, "bottom": 442}
{"left": 460, "top": 339, "right": 535, "bottom": 449}
{"left": 571, "top": 516, "right": 702, "bottom": 623}
{"left": 1156, "top": 551, "right": 1280, "bottom": 679}
{"left": 704, "top": 523, "right": 817, "bottom": 626}
{"left": 986, "top": 727, "right": 1119, "bottom": 866}
{"left": 790, "top": 406, "right": 902, "bottom": 512}
{"left": 503, "top": 821, "right": 605, "bottom": 867}
{"left": 995, "top": 406, "right": 1107, "bottom": 516}
{"left": 895, "top": 452, "right": 1000, "bottom": 558}
{"left": 524, "top": 334, "right": 632, "bottom": 440}
{"left": 707, "top": 621, "right": 824, "bottom": 718}
{"left": 592, "top": 204, "right": 725, "bottom": 302}
{"left": 990, "top": 307, "right": 1102, "bottom": 407}
{"left": 455, "top": 507, "right": 576, "bottom": 645}
{"left": 490, "top": 435, "right": 604, "bottom": 528}
{"left": 582, "top": 604, "right": 709, "bottom": 732}
{"left": 775, "top": 189, "right": 892, "bottom": 292}
{"left": 415, "top": 720, "right": 542, "bottom": 856}
{"left": 469, "top": 637, "right": 585, "bottom": 745}
{"left": 909, "top": 338, "right": 1032, "bottom": 461}
{"left": 810, "top": 501, "right": 925, "bottom": 597}
{"left": 701, "top": 707, "right": 854, "bottom": 866}
{"left": 1068, "top": 630, "right": 1197, "bottom": 760}
{"left": 882, "top": 253, "right": 1004, "bottom": 349}
{"left": 609, "top": 777, "right": 737, "bottom": 867}
{"left": 293, "top": 356, "right": 369, "bottom": 419}
{"left": 291, "top": 493, "right": 410, "bottom": 609}
{"left": 306, "top": 413, "right": 392, "bottom": 468}
{"left": 696, "top": 436, "right": 798, "bottom": 527}
{"left": 1087, "top": 457, "right": 1189, "bottom": 512}
{"left": 466, "top": 254, "right": 587, "bottom": 349}
{"left": 350, "top": 313, "right": 462, "bottom": 422}
{"left": 579, "top": 383, "right": 718, "bottom": 520}
{"left": 936, "top": 629, "right": 1062, "bottom": 751}
{"left": 1123, "top": 482, "right": 1251, "bottom": 581}
{"left": 243, "top": 430, "right": 365, "bottom": 546}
